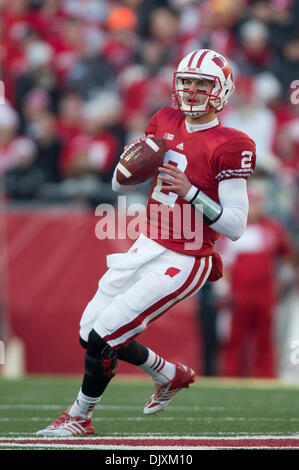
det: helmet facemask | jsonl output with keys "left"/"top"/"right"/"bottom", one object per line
{"left": 173, "top": 72, "right": 223, "bottom": 117}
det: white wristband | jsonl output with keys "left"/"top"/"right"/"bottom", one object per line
{"left": 184, "top": 185, "right": 198, "bottom": 202}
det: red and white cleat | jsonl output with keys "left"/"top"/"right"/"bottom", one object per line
{"left": 36, "top": 408, "right": 95, "bottom": 437}
{"left": 144, "top": 363, "right": 196, "bottom": 415}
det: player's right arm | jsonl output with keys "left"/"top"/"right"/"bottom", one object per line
{"left": 111, "top": 167, "right": 139, "bottom": 194}
{"left": 111, "top": 109, "right": 159, "bottom": 194}
{"left": 111, "top": 133, "right": 156, "bottom": 194}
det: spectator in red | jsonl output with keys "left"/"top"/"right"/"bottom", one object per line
{"left": 195, "top": 0, "right": 240, "bottom": 59}
{"left": 0, "top": 102, "right": 42, "bottom": 199}
{"left": 29, "top": 110, "right": 62, "bottom": 187}
{"left": 276, "top": 118, "right": 299, "bottom": 179}
{"left": 60, "top": 94, "right": 120, "bottom": 183}
{"left": 218, "top": 182, "right": 295, "bottom": 377}
{"left": 0, "top": 102, "right": 36, "bottom": 177}
{"left": 119, "top": 39, "right": 172, "bottom": 125}
{"left": 48, "top": 16, "right": 86, "bottom": 85}
{"left": 271, "top": 33, "right": 299, "bottom": 99}
{"left": 235, "top": 19, "right": 274, "bottom": 73}
{"left": 56, "top": 91, "right": 84, "bottom": 144}
{"left": 15, "top": 36, "right": 61, "bottom": 113}
{"left": 249, "top": 0, "right": 295, "bottom": 53}
{"left": 21, "top": 87, "right": 52, "bottom": 135}
{"left": 222, "top": 74, "right": 279, "bottom": 171}
{"left": 102, "top": 6, "right": 139, "bottom": 73}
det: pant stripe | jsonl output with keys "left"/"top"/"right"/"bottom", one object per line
{"left": 104, "top": 257, "right": 202, "bottom": 345}
{"left": 105, "top": 256, "right": 212, "bottom": 349}
{"left": 146, "top": 255, "right": 212, "bottom": 329}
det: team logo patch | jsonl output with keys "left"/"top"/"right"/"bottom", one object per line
{"left": 212, "top": 55, "right": 225, "bottom": 67}
{"left": 165, "top": 267, "right": 181, "bottom": 278}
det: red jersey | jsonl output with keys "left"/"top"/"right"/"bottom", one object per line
{"left": 220, "top": 217, "right": 292, "bottom": 298}
{"left": 143, "top": 106, "right": 256, "bottom": 259}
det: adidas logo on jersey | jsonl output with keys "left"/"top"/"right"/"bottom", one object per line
{"left": 176, "top": 143, "right": 184, "bottom": 150}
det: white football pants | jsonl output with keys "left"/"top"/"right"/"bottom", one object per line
{"left": 80, "top": 233, "right": 212, "bottom": 349}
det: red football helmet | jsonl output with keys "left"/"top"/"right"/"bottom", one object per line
{"left": 173, "top": 49, "right": 235, "bottom": 117}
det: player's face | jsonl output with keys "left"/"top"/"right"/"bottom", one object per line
{"left": 182, "top": 78, "right": 214, "bottom": 106}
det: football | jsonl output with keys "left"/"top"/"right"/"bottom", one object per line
{"left": 116, "top": 137, "right": 166, "bottom": 185}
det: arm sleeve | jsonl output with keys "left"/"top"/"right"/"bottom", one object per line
{"left": 210, "top": 178, "right": 249, "bottom": 241}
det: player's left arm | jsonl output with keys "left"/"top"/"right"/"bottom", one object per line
{"left": 158, "top": 165, "right": 249, "bottom": 241}
{"left": 158, "top": 137, "right": 256, "bottom": 241}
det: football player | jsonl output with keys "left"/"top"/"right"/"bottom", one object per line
{"left": 37, "top": 49, "right": 256, "bottom": 436}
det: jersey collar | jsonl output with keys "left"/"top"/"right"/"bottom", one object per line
{"left": 185, "top": 117, "right": 219, "bottom": 133}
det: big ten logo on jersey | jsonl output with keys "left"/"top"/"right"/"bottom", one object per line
{"left": 290, "top": 339, "right": 299, "bottom": 365}
{"left": 163, "top": 132, "right": 174, "bottom": 141}
{"left": 290, "top": 80, "right": 299, "bottom": 105}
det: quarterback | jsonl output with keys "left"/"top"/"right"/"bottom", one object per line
{"left": 37, "top": 49, "right": 256, "bottom": 436}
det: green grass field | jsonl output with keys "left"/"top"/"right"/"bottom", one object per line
{"left": 1, "top": 375, "right": 299, "bottom": 450}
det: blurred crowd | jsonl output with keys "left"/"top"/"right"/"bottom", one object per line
{"left": 0, "top": 0, "right": 299, "bottom": 378}
{"left": 0, "top": 0, "right": 298, "bottom": 209}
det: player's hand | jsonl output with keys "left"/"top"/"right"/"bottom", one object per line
{"left": 124, "top": 134, "right": 155, "bottom": 150}
{"left": 158, "top": 163, "right": 192, "bottom": 198}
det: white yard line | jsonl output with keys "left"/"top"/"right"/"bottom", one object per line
{"left": 1, "top": 435, "right": 299, "bottom": 440}
{"left": 0, "top": 405, "right": 233, "bottom": 411}
{"left": 1, "top": 431, "right": 297, "bottom": 437}
{"left": 1, "top": 435, "right": 299, "bottom": 450}
{"left": 0, "top": 416, "right": 298, "bottom": 422}
{"left": 0, "top": 443, "right": 298, "bottom": 450}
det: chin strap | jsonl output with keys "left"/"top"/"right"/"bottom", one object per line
{"left": 186, "top": 112, "right": 202, "bottom": 118}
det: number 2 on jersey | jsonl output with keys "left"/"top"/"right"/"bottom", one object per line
{"left": 241, "top": 150, "right": 253, "bottom": 169}
{"left": 151, "top": 150, "right": 188, "bottom": 207}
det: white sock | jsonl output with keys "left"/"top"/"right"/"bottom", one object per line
{"left": 69, "top": 389, "right": 102, "bottom": 419}
{"left": 138, "top": 349, "right": 176, "bottom": 385}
